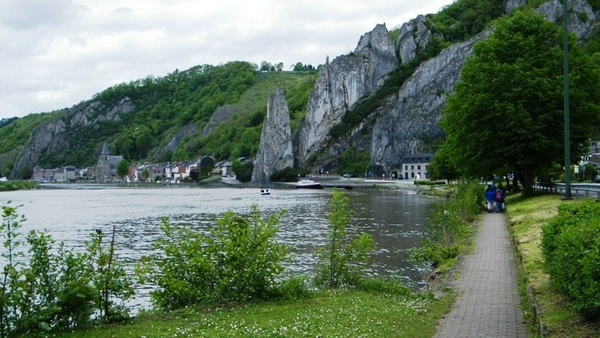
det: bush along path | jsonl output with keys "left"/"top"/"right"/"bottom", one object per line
{"left": 434, "top": 212, "right": 528, "bottom": 337}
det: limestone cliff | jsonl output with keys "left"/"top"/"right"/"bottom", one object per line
{"left": 252, "top": 88, "right": 294, "bottom": 182}
{"left": 371, "top": 29, "right": 492, "bottom": 173}
{"left": 369, "top": 0, "right": 597, "bottom": 174}
{"left": 296, "top": 0, "right": 600, "bottom": 176}
{"left": 11, "top": 98, "right": 134, "bottom": 177}
{"left": 294, "top": 24, "right": 397, "bottom": 165}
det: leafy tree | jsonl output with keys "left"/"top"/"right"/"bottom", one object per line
{"left": 335, "top": 149, "right": 370, "bottom": 176}
{"left": 270, "top": 167, "right": 300, "bottom": 182}
{"left": 260, "top": 61, "right": 273, "bottom": 72}
{"left": 441, "top": 11, "right": 600, "bottom": 195}
{"left": 116, "top": 159, "right": 129, "bottom": 179}
{"left": 19, "top": 166, "right": 32, "bottom": 180}
{"left": 2, "top": 162, "right": 13, "bottom": 178}
{"left": 428, "top": 145, "right": 460, "bottom": 182}
{"left": 292, "top": 62, "right": 304, "bottom": 71}
{"left": 141, "top": 168, "right": 149, "bottom": 182}
{"left": 232, "top": 160, "right": 253, "bottom": 183}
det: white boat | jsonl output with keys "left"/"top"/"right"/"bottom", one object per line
{"left": 260, "top": 188, "right": 270, "bottom": 195}
{"left": 295, "top": 179, "right": 322, "bottom": 189}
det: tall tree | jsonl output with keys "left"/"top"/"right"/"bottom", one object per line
{"left": 440, "top": 11, "right": 600, "bottom": 195}
{"left": 116, "top": 159, "right": 130, "bottom": 180}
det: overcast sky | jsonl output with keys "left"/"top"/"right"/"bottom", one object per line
{"left": 0, "top": 0, "right": 453, "bottom": 119}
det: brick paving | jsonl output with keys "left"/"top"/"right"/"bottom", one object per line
{"left": 434, "top": 213, "right": 529, "bottom": 338}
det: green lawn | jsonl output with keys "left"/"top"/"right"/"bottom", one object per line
{"left": 51, "top": 290, "right": 454, "bottom": 338}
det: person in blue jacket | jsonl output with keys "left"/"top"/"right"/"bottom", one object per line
{"left": 485, "top": 184, "right": 496, "bottom": 212}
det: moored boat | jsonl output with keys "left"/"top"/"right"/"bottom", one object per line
{"left": 295, "top": 179, "right": 322, "bottom": 189}
{"left": 260, "top": 188, "right": 270, "bottom": 195}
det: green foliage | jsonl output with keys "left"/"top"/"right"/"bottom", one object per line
{"left": 19, "top": 166, "right": 32, "bottom": 180}
{"left": 269, "top": 167, "right": 300, "bottom": 182}
{"left": 354, "top": 276, "right": 411, "bottom": 296}
{"left": 410, "top": 180, "right": 478, "bottom": 268}
{"left": 139, "top": 205, "right": 289, "bottom": 310}
{"left": 0, "top": 202, "right": 133, "bottom": 337}
{"left": 541, "top": 199, "right": 600, "bottom": 319}
{"left": 430, "top": 0, "right": 504, "bottom": 43}
{"left": 116, "top": 159, "right": 129, "bottom": 179}
{"left": 232, "top": 160, "right": 253, "bottom": 183}
{"left": 442, "top": 11, "right": 600, "bottom": 195}
{"left": 0, "top": 181, "right": 38, "bottom": 192}
{"left": 314, "top": 190, "right": 375, "bottom": 288}
{"left": 269, "top": 277, "right": 313, "bottom": 301}
{"left": 194, "top": 72, "right": 316, "bottom": 161}
{"left": 428, "top": 146, "right": 460, "bottom": 182}
{"left": 0, "top": 113, "right": 55, "bottom": 159}
{"left": 335, "top": 149, "right": 370, "bottom": 176}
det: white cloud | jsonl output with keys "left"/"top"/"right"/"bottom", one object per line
{"left": 0, "top": 0, "right": 454, "bottom": 119}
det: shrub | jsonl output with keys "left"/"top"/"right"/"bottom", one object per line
{"left": 314, "top": 189, "right": 375, "bottom": 288}
{"left": 409, "top": 180, "right": 477, "bottom": 270}
{"left": 270, "top": 167, "right": 301, "bottom": 182}
{"left": 140, "top": 205, "right": 290, "bottom": 310}
{"left": 541, "top": 199, "right": 600, "bottom": 319}
{"left": 0, "top": 202, "right": 133, "bottom": 337}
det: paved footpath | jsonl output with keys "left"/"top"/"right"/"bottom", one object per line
{"left": 434, "top": 213, "right": 529, "bottom": 338}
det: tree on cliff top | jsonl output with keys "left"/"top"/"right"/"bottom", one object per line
{"left": 440, "top": 11, "right": 600, "bottom": 195}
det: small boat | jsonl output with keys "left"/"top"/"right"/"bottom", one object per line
{"left": 260, "top": 188, "right": 270, "bottom": 195}
{"left": 295, "top": 179, "right": 322, "bottom": 189}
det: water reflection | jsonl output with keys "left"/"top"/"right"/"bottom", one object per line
{"left": 0, "top": 186, "right": 437, "bottom": 311}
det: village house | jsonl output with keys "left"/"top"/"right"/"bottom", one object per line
{"left": 216, "top": 160, "right": 233, "bottom": 177}
{"left": 401, "top": 153, "right": 433, "bottom": 180}
{"left": 53, "top": 166, "right": 77, "bottom": 183}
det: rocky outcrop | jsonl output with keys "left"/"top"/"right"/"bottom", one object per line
{"left": 70, "top": 98, "right": 134, "bottom": 127}
{"left": 536, "top": 0, "right": 598, "bottom": 39}
{"left": 395, "top": 15, "right": 437, "bottom": 64}
{"left": 10, "top": 98, "right": 134, "bottom": 177}
{"left": 11, "top": 119, "right": 68, "bottom": 176}
{"left": 300, "top": 0, "right": 600, "bottom": 176}
{"left": 252, "top": 88, "right": 294, "bottom": 182}
{"left": 294, "top": 24, "right": 398, "bottom": 165}
{"left": 371, "top": 29, "right": 492, "bottom": 173}
{"left": 201, "top": 105, "right": 236, "bottom": 137}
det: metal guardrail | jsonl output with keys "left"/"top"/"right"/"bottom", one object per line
{"left": 534, "top": 183, "right": 600, "bottom": 200}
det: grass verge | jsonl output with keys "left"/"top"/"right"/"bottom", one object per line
{"left": 51, "top": 289, "right": 455, "bottom": 338}
{"left": 507, "top": 193, "right": 600, "bottom": 337}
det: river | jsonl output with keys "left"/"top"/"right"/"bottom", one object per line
{"left": 0, "top": 184, "right": 439, "bottom": 311}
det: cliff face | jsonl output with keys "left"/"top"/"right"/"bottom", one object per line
{"left": 371, "top": 29, "right": 492, "bottom": 173}
{"left": 252, "top": 88, "right": 294, "bottom": 182}
{"left": 294, "top": 24, "right": 397, "bottom": 165}
{"left": 369, "top": 0, "right": 598, "bottom": 173}
{"left": 291, "top": 0, "right": 600, "bottom": 176}
{"left": 11, "top": 98, "right": 134, "bottom": 177}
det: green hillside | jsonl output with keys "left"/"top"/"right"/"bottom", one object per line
{"left": 0, "top": 63, "right": 316, "bottom": 177}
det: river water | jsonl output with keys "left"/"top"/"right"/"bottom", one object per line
{"left": 0, "top": 184, "right": 438, "bottom": 311}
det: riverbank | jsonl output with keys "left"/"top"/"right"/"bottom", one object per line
{"left": 0, "top": 180, "right": 38, "bottom": 191}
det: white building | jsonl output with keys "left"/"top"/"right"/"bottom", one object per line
{"left": 401, "top": 153, "right": 433, "bottom": 180}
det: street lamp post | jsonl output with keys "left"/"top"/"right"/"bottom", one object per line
{"left": 563, "top": 0, "right": 572, "bottom": 198}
